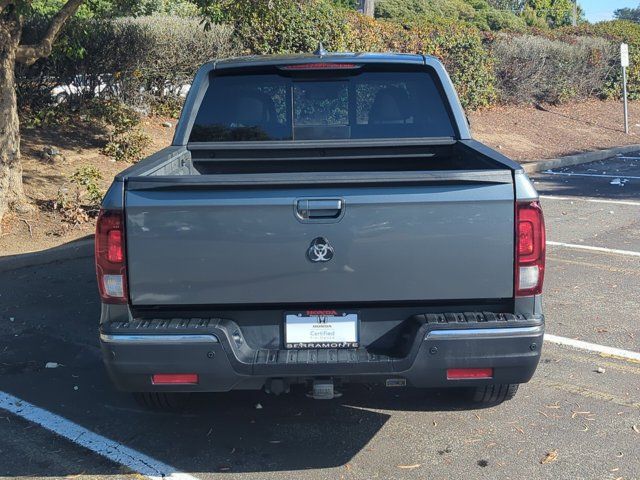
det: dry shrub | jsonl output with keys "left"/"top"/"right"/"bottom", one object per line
{"left": 492, "top": 34, "right": 617, "bottom": 104}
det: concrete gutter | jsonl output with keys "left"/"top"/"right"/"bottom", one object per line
{"left": 0, "top": 237, "right": 94, "bottom": 273}
{"left": 522, "top": 144, "right": 640, "bottom": 174}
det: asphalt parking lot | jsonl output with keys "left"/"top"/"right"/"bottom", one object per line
{"left": 1, "top": 155, "right": 639, "bottom": 480}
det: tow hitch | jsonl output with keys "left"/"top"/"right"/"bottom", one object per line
{"left": 309, "top": 379, "right": 341, "bottom": 400}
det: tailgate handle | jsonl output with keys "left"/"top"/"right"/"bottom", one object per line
{"left": 296, "top": 199, "right": 343, "bottom": 220}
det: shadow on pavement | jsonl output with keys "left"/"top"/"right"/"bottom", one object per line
{"left": 0, "top": 239, "right": 486, "bottom": 477}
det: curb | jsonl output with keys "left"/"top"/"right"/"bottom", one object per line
{"left": 0, "top": 237, "right": 94, "bottom": 273}
{"left": 522, "top": 144, "right": 640, "bottom": 174}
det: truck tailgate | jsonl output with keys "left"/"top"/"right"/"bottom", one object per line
{"left": 125, "top": 178, "right": 514, "bottom": 305}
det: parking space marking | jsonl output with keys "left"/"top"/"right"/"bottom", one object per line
{"left": 542, "top": 171, "right": 640, "bottom": 180}
{"left": 547, "top": 255, "right": 640, "bottom": 274}
{"left": 540, "top": 195, "right": 640, "bottom": 207}
{"left": 547, "top": 241, "right": 640, "bottom": 257}
{"left": 0, "top": 391, "right": 199, "bottom": 480}
{"left": 545, "top": 334, "right": 640, "bottom": 363}
{"left": 615, "top": 156, "right": 640, "bottom": 160}
{"left": 534, "top": 378, "right": 640, "bottom": 409}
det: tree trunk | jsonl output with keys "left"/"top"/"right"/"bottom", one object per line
{"left": 0, "top": 19, "right": 30, "bottom": 231}
{"left": 363, "top": 0, "right": 375, "bottom": 17}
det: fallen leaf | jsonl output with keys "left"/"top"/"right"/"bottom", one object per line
{"left": 541, "top": 450, "right": 558, "bottom": 464}
{"left": 397, "top": 464, "right": 421, "bottom": 470}
{"left": 633, "top": 425, "right": 639, "bottom": 433}
{"left": 571, "top": 411, "right": 591, "bottom": 419}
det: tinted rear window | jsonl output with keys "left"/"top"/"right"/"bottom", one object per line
{"left": 189, "top": 69, "right": 455, "bottom": 142}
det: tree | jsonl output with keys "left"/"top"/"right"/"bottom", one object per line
{"left": 487, "top": 0, "right": 526, "bottom": 11}
{"left": 363, "top": 0, "right": 374, "bottom": 17}
{"left": 522, "top": 0, "right": 582, "bottom": 28}
{"left": 0, "top": 1, "right": 85, "bottom": 227}
{"left": 614, "top": 5, "right": 640, "bottom": 23}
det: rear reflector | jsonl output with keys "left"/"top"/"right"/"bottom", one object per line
{"left": 447, "top": 368, "right": 493, "bottom": 380}
{"left": 152, "top": 374, "right": 199, "bottom": 385}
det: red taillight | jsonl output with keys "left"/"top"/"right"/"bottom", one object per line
{"left": 518, "top": 221, "right": 534, "bottom": 256}
{"left": 107, "top": 230, "right": 123, "bottom": 263}
{"left": 447, "top": 368, "right": 493, "bottom": 380}
{"left": 516, "top": 201, "right": 546, "bottom": 297}
{"left": 280, "top": 63, "right": 360, "bottom": 70}
{"left": 152, "top": 374, "right": 199, "bottom": 385}
{"left": 95, "top": 209, "right": 128, "bottom": 304}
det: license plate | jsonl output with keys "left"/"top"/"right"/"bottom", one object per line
{"left": 285, "top": 310, "right": 359, "bottom": 349}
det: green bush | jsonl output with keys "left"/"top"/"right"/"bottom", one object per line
{"left": 345, "top": 14, "right": 497, "bottom": 109}
{"left": 221, "top": 0, "right": 349, "bottom": 55}
{"left": 103, "top": 129, "right": 152, "bottom": 163}
{"left": 55, "top": 166, "right": 104, "bottom": 225}
{"left": 492, "top": 34, "right": 617, "bottom": 104}
{"left": 16, "top": 8, "right": 628, "bottom": 116}
{"left": 85, "top": 99, "right": 151, "bottom": 162}
{"left": 70, "top": 166, "right": 103, "bottom": 207}
{"left": 374, "top": 0, "right": 525, "bottom": 32}
{"left": 18, "top": 15, "right": 237, "bottom": 110}
{"left": 566, "top": 20, "right": 640, "bottom": 100}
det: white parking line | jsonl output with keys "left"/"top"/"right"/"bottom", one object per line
{"left": 547, "top": 241, "right": 640, "bottom": 258}
{"left": 0, "top": 391, "right": 199, "bottom": 480}
{"left": 542, "top": 171, "right": 640, "bottom": 180}
{"left": 540, "top": 195, "right": 640, "bottom": 207}
{"left": 615, "top": 156, "right": 640, "bottom": 160}
{"left": 545, "top": 334, "right": 640, "bottom": 363}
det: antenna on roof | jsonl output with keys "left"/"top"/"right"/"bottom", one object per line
{"left": 314, "top": 42, "right": 327, "bottom": 57}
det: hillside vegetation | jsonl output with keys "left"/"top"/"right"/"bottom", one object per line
{"left": 17, "top": 0, "right": 640, "bottom": 116}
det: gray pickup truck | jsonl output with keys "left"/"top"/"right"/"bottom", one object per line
{"left": 96, "top": 52, "right": 546, "bottom": 410}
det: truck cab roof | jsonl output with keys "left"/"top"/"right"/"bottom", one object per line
{"left": 212, "top": 52, "right": 432, "bottom": 70}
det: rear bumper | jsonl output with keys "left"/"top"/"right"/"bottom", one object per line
{"left": 100, "top": 313, "right": 544, "bottom": 392}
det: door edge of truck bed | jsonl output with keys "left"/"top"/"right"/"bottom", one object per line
{"left": 124, "top": 169, "right": 514, "bottom": 190}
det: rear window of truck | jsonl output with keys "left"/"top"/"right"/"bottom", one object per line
{"left": 189, "top": 69, "right": 455, "bottom": 142}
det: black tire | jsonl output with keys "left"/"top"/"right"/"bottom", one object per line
{"left": 133, "top": 392, "right": 191, "bottom": 412}
{"left": 469, "top": 384, "right": 519, "bottom": 404}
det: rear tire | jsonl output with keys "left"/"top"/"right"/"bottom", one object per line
{"left": 133, "top": 392, "right": 191, "bottom": 412}
{"left": 469, "top": 384, "right": 519, "bottom": 404}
